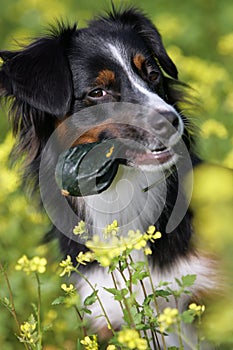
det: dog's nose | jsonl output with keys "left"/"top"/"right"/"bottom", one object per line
{"left": 162, "top": 111, "right": 180, "bottom": 130}
{"left": 146, "top": 110, "right": 182, "bottom": 146}
{"left": 154, "top": 111, "right": 180, "bottom": 131}
{"left": 150, "top": 110, "right": 179, "bottom": 130}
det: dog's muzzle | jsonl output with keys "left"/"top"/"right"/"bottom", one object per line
{"left": 55, "top": 105, "right": 184, "bottom": 197}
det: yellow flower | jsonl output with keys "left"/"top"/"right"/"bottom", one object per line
{"left": 85, "top": 223, "right": 162, "bottom": 267}
{"left": 144, "top": 247, "right": 152, "bottom": 255}
{"left": 144, "top": 226, "right": 162, "bottom": 243}
{"left": 106, "top": 345, "right": 116, "bottom": 350}
{"left": 127, "top": 230, "right": 147, "bottom": 250}
{"left": 20, "top": 321, "right": 36, "bottom": 335}
{"left": 86, "top": 235, "right": 123, "bottom": 267}
{"left": 59, "top": 255, "right": 74, "bottom": 277}
{"left": 117, "top": 329, "right": 147, "bottom": 349}
{"left": 80, "top": 335, "right": 98, "bottom": 350}
{"left": 15, "top": 255, "right": 47, "bottom": 274}
{"left": 189, "top": 303, "right": 205, "bottom": 316}
{"left": 19, "top": 317, "right": 37, "bottom": 344}
{"left": 76, "top": 251, "right": 95, "bottom": 265}
{"left": 103, "top": 219, "right": 119, "bottom": 238}
{"left": 73, "top": 220, "right": 87, "bottom": 235}
{"left": 15, "top": 255, "right": 30, "bottom": 273}
{"left": 61, "top": 283, "right": 75, "bottom": 294}
{"left": 158, "top": 307, "right": 179, "bottom": 333}
{"left": 30, "top": 256, "right": 47, "bottom": 273}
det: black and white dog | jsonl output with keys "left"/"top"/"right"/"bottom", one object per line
{"left": 0, "top": 7, "right": 218, "bottom": 349}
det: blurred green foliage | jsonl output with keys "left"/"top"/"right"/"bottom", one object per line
{"left": 0, "top": 0, "right": 233, "bottom": 349}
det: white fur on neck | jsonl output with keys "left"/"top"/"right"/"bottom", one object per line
{"left": 84, "top": 164, "right": 167, "bottom": 235}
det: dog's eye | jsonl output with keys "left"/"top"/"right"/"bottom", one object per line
{"left": 88, "top": 88, "right": 107, "bottom": 99}
{"left": 148, "top": 71, "right": 160, "bottom": 82}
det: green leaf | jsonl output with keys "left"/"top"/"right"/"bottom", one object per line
{"left": 158, "top": 281, "right": 171, "bottom": 287}
{"left": 104, "top": 287, "right": 119, "bottom": 296}
{"left": 155, "top": 289, "right": 172, "bottom": 301}
{"left": 52, "top": 296, "right": 66, "bottom": 305}
{"left": 28, "top": 314, "right": 36, "bottom": 325}
{"left": 130, "top": 305, "right": 142, "bottom": 325}
{"left": 104, "top": 287, "right": 128, "bottom": 301}
{"left": 82, "top": 307, "right": 92, "bottom": 315}
{"left": 115, "top": 289, "right": 128, "bottom": 301}
{"left": 132, "top": 271, "right": 148, "bottom": 284}
{"left": 143, "top": 294, "right": 154, "bottom": 305}
{"left": 31, "top": 302, "right": 38, "bottom": 315}
{"left": 130, "top": 261, "right": 146, "bottom": 270}
{"left": 84, "top": 290, "right": 98, "bottom": 306}
{"left": 181, "top": 274, "right": 196, "bottom": 287}
{"left": 175, "top": 277, "right": 182, "bottom": 287}
{"left": 123, "top": 308, "right": 131, "bottom": 324}
{"left": 142, "top": 304, "right": 153, "bottom": 318}
{"left": 0, "top": 297, "right": 12, "bottom": 309}
{"left": 181, "top": 310, "right": 195, "bottom": 324}
{"left": 43, "top": 323, "right": 52, "bottom": 332}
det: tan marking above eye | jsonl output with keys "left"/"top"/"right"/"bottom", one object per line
{"left": 133, "top": 53, "right": 146, "bottom": 71}
{"left": 95, "top": 69, "right": 115, "bottom": 86}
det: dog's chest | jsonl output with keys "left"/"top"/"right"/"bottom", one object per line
{"left": 84, "top": 165, "right": 167, "bottom": 235}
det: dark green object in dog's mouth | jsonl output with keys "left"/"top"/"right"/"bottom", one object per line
{"left": 55, "top": 140, "right": 126, "bottom": 197}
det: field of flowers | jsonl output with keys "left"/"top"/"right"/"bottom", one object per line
{"left": 0, "top": 0, "right": 232, "bottom": 349}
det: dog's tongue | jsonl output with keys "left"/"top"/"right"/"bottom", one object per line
{"left": 55, "top": 140, "right": 126, "bottom": 197}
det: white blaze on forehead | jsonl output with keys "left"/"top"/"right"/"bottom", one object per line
{"left": 108, "top": 43, "right": 177, "bottom": 113}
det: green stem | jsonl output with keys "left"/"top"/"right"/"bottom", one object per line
{"left": 110, "top": 271, "right": 124, "bottom": 312}
{"left": 144, "top": 257, "right": 167, "bottom": 350}
{"left": 35, "top": 273, "right": 42, "bottom": 350}
{"left": 0, "top": 262, "right": 31, "bottom": 350}
{"left": 174, "top": 298, "right": 184, "bottom": 350}
{"left": 128, "top": 254, "right": 157, "bottom": 348}
{"left": 75, "top": 267, "right": 115, "bottom": 334}
{"left": 197, "top": 315, "right": 202, "bottom": 350}
{"left": 74, "top": 305, "right": 87, "bottom": 337}
{"left": 116, "top": 258, "right": 138, "bottom": 328}
{"left": 175, "top": 329, "right": 197, "bottom": 350}
{"left": 125, "top": 255, "right": 133, "bottom": 295}
{"left": 115, "top": 262, "right": 148, "bottom": 341}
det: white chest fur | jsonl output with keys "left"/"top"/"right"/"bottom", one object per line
{"left": 84, "top": 164, "right": 167, "bottom": 236}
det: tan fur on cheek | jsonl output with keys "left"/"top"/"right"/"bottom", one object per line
{"left": 55, "top": 118, "right": 69, "bottom": 140}
{"left": 72, "top": 123, "right": 121, "bottom": 146}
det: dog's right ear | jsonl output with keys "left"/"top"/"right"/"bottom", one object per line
{"left": 0, "top": 24, "right": 76, "bottom": 116}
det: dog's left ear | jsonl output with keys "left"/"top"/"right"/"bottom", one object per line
{"left": 0, "top": 25, "right": 75, "bottom": 116}
{"left": 111, "top": 8, "right": 178, "bottom": 79}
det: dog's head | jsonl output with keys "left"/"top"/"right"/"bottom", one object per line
{"left": 0, "top": 8, "right": 190, "bottom": 190}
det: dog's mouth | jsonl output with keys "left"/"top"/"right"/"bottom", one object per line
{"left": 55, "top": 137, "right": 178, "bottom": 197}
{"left": 126, "top": 146, "right": 174, "bottom": 166}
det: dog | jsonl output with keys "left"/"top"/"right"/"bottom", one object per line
{"left": 0, "top": 7, "right": 218, "bottom": 349}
